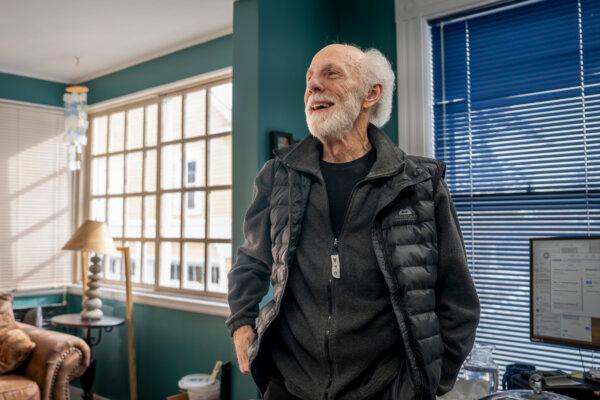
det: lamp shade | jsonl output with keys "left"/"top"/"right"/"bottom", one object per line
{"left": 62, "top": 220, "right": 118, "bottom": 255}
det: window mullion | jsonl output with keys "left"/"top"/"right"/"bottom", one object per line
{"left": 180, "top": 94, "right": 185, "bottom": 290}
{"left": 204, "top": 87, "right": 211, "bottom": 294}
{"left": 122, "top": 110, "right": 128, "bottom": 282}
{"left": 104, "top": 116, "right": 111, "bottom": 279}
{"left": 155, "top": 100, "right": 162, "bottom": 292}
{"left": 140, "top": 107, "right": 146, "bottom": 284}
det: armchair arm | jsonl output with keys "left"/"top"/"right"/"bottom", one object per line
{"left": 16, "top": 322, "right": 91, "bottom": 400}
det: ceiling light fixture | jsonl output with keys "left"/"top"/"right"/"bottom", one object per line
{"left": 63, "top": 58, "right": 89, "bottom": 171}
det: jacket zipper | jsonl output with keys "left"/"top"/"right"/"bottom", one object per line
{"left": 323, "top": 179, "right": 364, "bottom": 400}
{"left": 323, "top": 238, "right": 336, "bottom": 400}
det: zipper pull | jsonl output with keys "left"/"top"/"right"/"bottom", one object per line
{"left": 331, "top": 238, "right": 340, "bottom": 279}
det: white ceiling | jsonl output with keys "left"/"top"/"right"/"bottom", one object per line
{"left": 0, "top": 0, "right": 233, "bottom": 83}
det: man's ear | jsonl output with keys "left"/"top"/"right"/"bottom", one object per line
{"left": 363, "top": 83, "right": 383, "bottom": 110}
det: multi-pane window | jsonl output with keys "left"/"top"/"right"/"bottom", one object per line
{"left": 87, "top": 79, "right": 233, "bottom": 297}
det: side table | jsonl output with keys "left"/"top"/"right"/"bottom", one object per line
{"left": 51, "top": 313, "right": 125, "bottom": 400}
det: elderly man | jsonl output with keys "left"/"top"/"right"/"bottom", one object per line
{"left": 226, "top": 44, "right": 480, "bottom": 400}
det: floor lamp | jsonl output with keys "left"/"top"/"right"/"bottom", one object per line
{"left": 117, "top": 245, "right": 138, "bottom": 400}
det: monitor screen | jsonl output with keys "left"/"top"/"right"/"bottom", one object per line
{"left": 530, "top": 236, "right": 600, "bottom": 350}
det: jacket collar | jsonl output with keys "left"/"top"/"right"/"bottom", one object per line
{"left": 273, "top": 123, "right": 415, "bottom": 181}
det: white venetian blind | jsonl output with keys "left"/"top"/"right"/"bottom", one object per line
{"left": 430, "top": 0, "right": 600, "bottom": 372}
{"left": 0, "top": 101, "right": 73, "bottom": 291}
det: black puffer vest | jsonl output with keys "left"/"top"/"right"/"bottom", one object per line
{"left": 235, "top": 124, "right": 479, "bottom": 400}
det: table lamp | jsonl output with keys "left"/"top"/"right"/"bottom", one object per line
{"left": 63, "top": 220, "right": 117, "bottom": 320}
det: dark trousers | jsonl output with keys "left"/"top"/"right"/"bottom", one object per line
{"left": 264, "top": 375, "right": 304, "bottom": 400}
{"left": 263, "top": 370, "right": 401, "bottom": 400}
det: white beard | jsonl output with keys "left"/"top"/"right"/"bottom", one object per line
{"left": 305, "top": 90, "right": 363, "bottom": 142}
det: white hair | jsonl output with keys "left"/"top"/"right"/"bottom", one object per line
{"left": 357, "top": 48, "right": 395, "bottom": 127}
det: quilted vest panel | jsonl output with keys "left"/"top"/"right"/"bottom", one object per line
{"left": 378, "top": 177, "right": 444, "bottom": 396}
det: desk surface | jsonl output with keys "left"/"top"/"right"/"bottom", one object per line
{"left": 512, "top": 373, "right": 600, "bottom": 400}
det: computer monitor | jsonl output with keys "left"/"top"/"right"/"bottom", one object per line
{"left": 530, "top": 236, "right": 600, "bottom": 351}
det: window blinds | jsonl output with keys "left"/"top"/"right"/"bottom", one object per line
{"left": 431, "top": 0, "right": 600, "bottom": 371}
{"left": 0, "top": 101, "right": 72, "bottom": 291}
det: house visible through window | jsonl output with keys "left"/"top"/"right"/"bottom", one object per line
{"left": 170, "top": 262, "right": 180, "bottom": 281}
{"left": 187, "top": 192, "right": 196, "bottom": 210}
{"left": 211, "top": 263, "right": 220, "bottom": 285}
{"left": 187, "top": 263, "right": 204, "bottom": 284}
{"left": 187, "top": 160, "right": 196, "bottom": 184}
{"left": 87, "top": 76, "right": 233, "bottom": 298}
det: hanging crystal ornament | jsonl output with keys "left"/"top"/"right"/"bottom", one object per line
{"left": 63, "top": 84, "right": 89, "bottom": 170}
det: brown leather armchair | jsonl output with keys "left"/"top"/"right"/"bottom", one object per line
{"left": 0, "top": 322, "right": 91, "bottom": 400}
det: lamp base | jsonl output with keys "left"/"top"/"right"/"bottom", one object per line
{"left": 82, "top": 254, "right": 103, "bottom": 321}
{"left": 81, "top": 309, "right": 103, "bottom": 320}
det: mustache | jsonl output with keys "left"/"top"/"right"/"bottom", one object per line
{"left": 309, "top": 94, "right": 336, "bottom": 102}
{"left": 305, "top": 94, "right": 337, "bottom": 108}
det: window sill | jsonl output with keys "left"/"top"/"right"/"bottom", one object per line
{"left": 66, "top": 284, "right": 230, "bottom": 318}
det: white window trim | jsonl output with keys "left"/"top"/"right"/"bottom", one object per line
{"left": 10, "top": 284, "right": 230, "bottom": 317}
{"left": 67, "top": 284, "right": 230, "bottom": 317}
{"left": 87, "top": 66, "right": 232, "bottom": 114}
{"left": 395, "top": 0, "right": 508, "bottom": 157}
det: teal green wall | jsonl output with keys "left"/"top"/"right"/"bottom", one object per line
{"left": 257, "top": 0, "right": 339, "bottom": 161}
{"left": 66, "top": 294, "right": 244, "bottom": 400}
{"left": 338, "top": 0, "right": 398, "bottom": 144}
{"left": 232, "top": 0, "right": 260, "bottom": 272}
{"left": 0, "top": 73, "right": 66, "bottom": 107}
{"left": 83, "top": 35, "right": 233, "bottom": 104}
{"left": 12, "top": 293, "right": 66, "bottom": 309}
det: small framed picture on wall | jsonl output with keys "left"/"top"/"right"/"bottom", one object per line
{"left": 270, "top": 130, "right": 295, "bottom": 156}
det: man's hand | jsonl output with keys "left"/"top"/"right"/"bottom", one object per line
{"left": 233, "top": 324, "right": 256, "bottom": 374}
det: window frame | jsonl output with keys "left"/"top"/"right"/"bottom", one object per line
{"left": 84, "top": 72, "right": 232, "bottom": 300}
{"left": 394, "top": 0, "right": 506, "bottom": 156}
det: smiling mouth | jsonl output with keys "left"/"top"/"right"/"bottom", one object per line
{"left": 310, "top": 102, "right": 334, "bottom": 111}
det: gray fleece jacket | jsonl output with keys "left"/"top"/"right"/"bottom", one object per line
{"left": 226, "top": 124, "right": 480, "bottom": 400}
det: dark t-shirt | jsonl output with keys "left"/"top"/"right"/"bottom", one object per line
{"left": 319, "top": 147, "right": 376, "bottom": 238}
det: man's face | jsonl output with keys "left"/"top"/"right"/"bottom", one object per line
{"left": 304, "top": 45, "right": 365, "bottom": 142}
